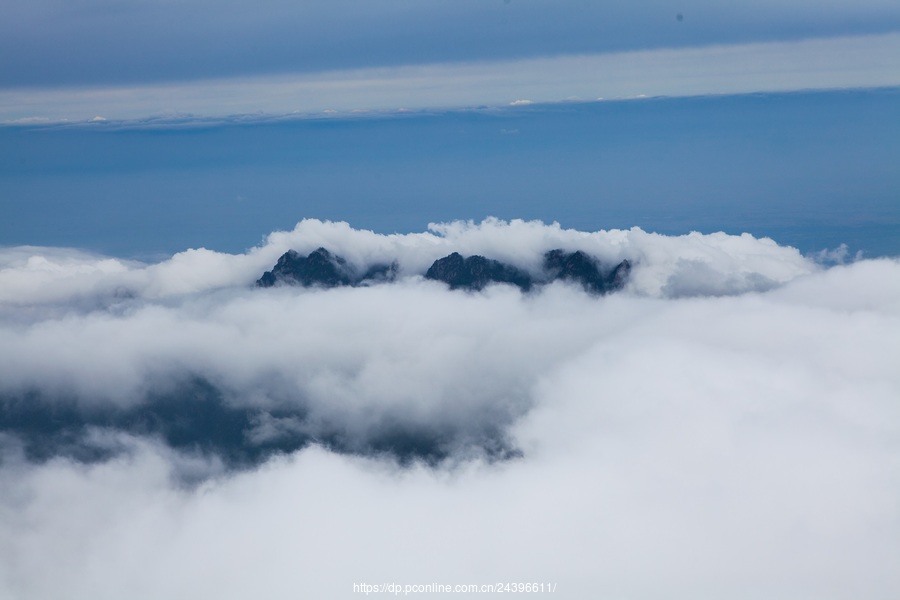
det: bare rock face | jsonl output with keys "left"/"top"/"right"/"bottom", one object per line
{"left": 424, "top": 252, "right": 533, "bottom": 291}
{"left": 608, "top": 258, "right": 632, "bottom": 290}
{"left": 257, "top": 248, "right": 396, "bottom": 288}
{"left": 542, "top": 249, "right": 631, "bottom": 294}
{"left": 257, "top": 248, "right": 352, "bottom": 287}
{"left": 424, "top": 249, "right": 631, "bottom": 294}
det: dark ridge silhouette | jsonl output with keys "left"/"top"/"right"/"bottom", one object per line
{"left": 424, "top": 252, "right": 533, "bottom": 291}
{"left": 424, "top": 249, "right": 631, "bottom": 293}
{"left": 608, "top": 257, "right": 632, "bottom": 290}
{"left": 257, "top": 247, "right": 354, "bottom": 287}
{"left": 0, "top": 378, "right": 521, "bottom": 474}
{"left": 542, "top": 249, "right": 631, "bottom": 294}
{"left": 258, "top": 247, "right": 397, "bottom": 288}
{"left": 0, "top": 380, "right": 304, "bottom": 469}
{"left": 256, "top": 247, "right": 630, "bottom": 293}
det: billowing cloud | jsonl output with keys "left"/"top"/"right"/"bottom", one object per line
{"left": 1, "top": 220, "right": 898, "bottom": 598}
{"left": 0, "top": 221, "right": 813, "bottom": 462}
{"left": 0, "top": 218, "right": 814, "bottom": 305}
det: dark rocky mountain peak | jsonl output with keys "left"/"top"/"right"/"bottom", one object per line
{"left": 257, "top": 247, "right": 398, "bottom": 288}
{"left": 542, "top": 249, "right": 630, "bottom": 294}
{"left": 257, "top": 247, "right": 630, "bottom": 294}
{"left": 257, "top": 247, "right": 354, "bottom": 288}
{"left": 608, "top": 258, "right": 632, "bottom": 290}
{"left": 424, "top": 252, "right": 533, "bottom": 291}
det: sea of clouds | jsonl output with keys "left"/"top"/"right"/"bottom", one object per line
{"left": 1, "top": 219, "right": 898, "bottom": 599}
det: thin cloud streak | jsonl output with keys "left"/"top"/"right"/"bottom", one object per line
{"left": 4, "top": 0, "right": 898, "bottom": 87}
{"left": 2, "top": 33, "right": 898, "bottom": 123}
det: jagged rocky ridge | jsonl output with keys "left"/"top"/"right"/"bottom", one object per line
{"left": 424, "top": 252, "right": 534, "bottom": 291}
{"left": 258, "top": 247, "right": 631, "bottom": 294}
{"left": 257, "top": 247, "right": 396, "bottom": 288}
{"left": 542, "top": 249, "right": 631, "bottom": 294}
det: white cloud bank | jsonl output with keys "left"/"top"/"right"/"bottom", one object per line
{"left": 0, "top": 218, "right": 814, "bottom": 307}
{"left": 2, "top": 33, "right": 899, "bottom": 123}
{"left": 0, "top": 220, "right": 899, "bottom": 599}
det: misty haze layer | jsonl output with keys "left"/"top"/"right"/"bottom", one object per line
{"left": 1, "top": 220, "right": 899, "bottom": 598}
